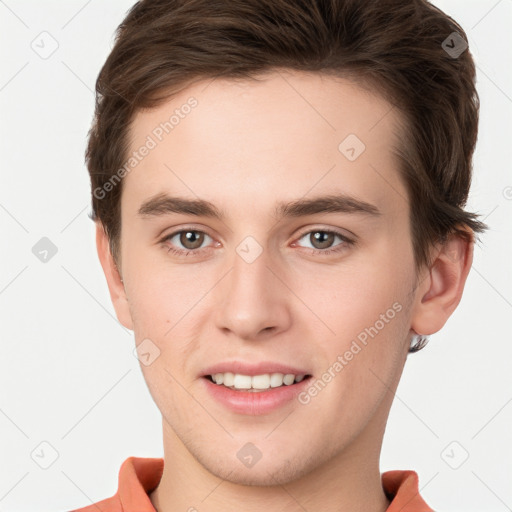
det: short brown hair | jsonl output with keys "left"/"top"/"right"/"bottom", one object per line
{"left": 86, "top": 0, "right": 488, "bottom": 296}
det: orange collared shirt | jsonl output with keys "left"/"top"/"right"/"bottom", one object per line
{"left": 70, "top": 456, "right": 434, "bottom": 511}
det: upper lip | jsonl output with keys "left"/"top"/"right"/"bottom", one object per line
{"left": 201, "top": 361, "right": 312, "bottom": 377}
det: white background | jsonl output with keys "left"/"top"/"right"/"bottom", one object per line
{"left": 0, "top": 1, "right": 511, "bottom": 510}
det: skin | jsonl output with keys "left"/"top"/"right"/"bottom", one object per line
{"left": 96, "top": 69, "right": 474, "bottom": 512}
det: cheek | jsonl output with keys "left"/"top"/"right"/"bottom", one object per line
{"left": 294, "top": 259, "right": 405, "bottom": 339}
{"left": 124, "top": 253, "right": 206, "bottom": 335}
{"left": 125, "top": 258, "right": 210, "bottom": 385}
{"left": 293, "top": 251, "right": 413, "bottom": 406}
{"left": 307, "top": 286, "right": 410, "bottom": 439}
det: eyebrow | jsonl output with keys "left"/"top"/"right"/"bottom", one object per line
{"left": 137, "top": 192, "right": 382, "bottom": 221}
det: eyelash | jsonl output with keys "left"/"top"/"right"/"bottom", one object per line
{"left": 160, "top": 226, "right": 355, "bottom": 258}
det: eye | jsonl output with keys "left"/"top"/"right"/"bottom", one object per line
{"left": 293, "top": 228, "right": 354, "bottom": 255}
{"left": 160, "top": 226, "right": 355, "bottom": 258}
{"left": 161, "top": 228, "right": 215, "bottom": 256}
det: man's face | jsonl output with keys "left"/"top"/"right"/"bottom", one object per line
{"left": 113, "top": 70, "right": 419, "bottom": 484}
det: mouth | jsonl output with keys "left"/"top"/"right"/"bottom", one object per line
{"left": 201, "top": 368, "right": 314, "bottom": 415}
{"left": 203, "top": 372, "right": 313, "bottom": 392}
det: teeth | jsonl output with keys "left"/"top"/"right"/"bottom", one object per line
{"left": 210, "top": 372, "right": 306, "bottom": 390}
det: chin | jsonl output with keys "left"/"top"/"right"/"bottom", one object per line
{"left": 192, "top": 445, "right": 320, "bottom": 487}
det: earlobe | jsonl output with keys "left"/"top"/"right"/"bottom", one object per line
{"left": 95, "top": 222, "right": 134, "bottom": 331}
{"left": 410, "top": 231, "right": 474, "bottom": 337}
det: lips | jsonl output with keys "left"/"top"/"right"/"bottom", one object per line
{"left": 202, "top": 371, "right": 313, "bottom": 415}
{"left": 200, "top": 360, "right": 312, "bottom": 378}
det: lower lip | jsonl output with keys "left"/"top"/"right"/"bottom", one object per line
{"left": 201, "top": 376, "right": 312, "bottom": 415}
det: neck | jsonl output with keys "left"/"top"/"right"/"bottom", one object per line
{"left": 149, "top": 417, "right": 390, "bottom": 512}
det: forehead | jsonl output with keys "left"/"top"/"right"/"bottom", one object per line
{"left": 123, "top": 70, "right": 408, "bottom": 220}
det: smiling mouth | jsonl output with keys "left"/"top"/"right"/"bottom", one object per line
{"left": 204, "top": 373, "right": 313, "bottom": 392}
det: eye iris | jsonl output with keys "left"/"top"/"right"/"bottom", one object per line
{"left": 181, "top": 231, "right": 204, "bottom": 249}
{"left": 312, "top": 231, "right": 334, "bottom": 249}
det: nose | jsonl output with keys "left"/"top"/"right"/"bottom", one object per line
{"left": 212, "top": 242, "right": 292, "bottom": 341}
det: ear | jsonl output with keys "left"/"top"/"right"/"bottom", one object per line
{"left": 95, "top": 221, "right": 134, "bottom": 331}
{"left": 410, "top": 229, "right": 474, "bottom": 336}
